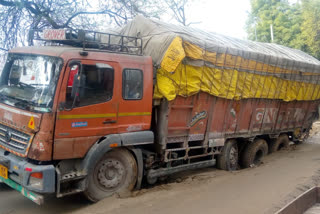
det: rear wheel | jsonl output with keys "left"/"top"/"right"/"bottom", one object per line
{"left": 84, "top": 148, "right": 137, "bottom": 202}
{"left": 241, "top": 139, "right": 268, "bottom": 168}
{"left": 269, "top": 134, "right": 290, "bottom": 153}
{"left": 216, "top": 140, "right": 238, "bottom": 171}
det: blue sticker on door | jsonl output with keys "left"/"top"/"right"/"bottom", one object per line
{"left": 72, "top": 122, "right": 88, "bottom": 128}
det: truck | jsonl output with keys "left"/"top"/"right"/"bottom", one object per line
{"left": 0, "top": 16, "right": 319, "bottom": 204}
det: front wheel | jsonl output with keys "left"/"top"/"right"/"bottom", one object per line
{"left": 84, "top": 148, "right": 138, "bottom": 202}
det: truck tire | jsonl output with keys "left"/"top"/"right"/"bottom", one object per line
{"left": 216, "top": 139, "right": 238, "bottom": 171}
{"left": 241, "top": 139, "right": 268, "bottom": 168}
{"left": 84, "top": 148, "right": 138, "bottom": 202}
{"left": 269, "top": 134, "right": 290, "bottom": 153}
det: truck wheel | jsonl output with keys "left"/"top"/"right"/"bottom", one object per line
{"left": 84, "top": 148, "right": 138, "bottom": 202}
{"left": 269, "top": 134, "right": 290, "bottom": 153}
{"left": 216, "top": 139, "right": 238, "bottom": 171}
{"left": 241, "top": 139, "right": 268, "bottom": 168}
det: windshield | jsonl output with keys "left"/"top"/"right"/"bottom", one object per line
{"left": 0, "top": 53, "right": 63, "bottom": 113}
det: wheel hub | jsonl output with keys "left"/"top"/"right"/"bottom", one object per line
{"left": 229, "top": 147, "right": 238, "bottom": 167}
{"left": 97, "top": 159, "right": 125, "bottom": 189}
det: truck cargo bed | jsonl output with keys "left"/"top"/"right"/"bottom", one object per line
{"left": 155, "top": 92, "right": 319, "bottom": 162}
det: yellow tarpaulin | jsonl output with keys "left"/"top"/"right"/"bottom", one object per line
{"left": 155, "top": 36, "right": 320, "bottom": 101}
{"left": 120, "top": 16, "right": 320, "bottom": 102}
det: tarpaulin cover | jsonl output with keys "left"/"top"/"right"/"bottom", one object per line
{"left": 120, "top": 16, "right": 320, "bottom": 101}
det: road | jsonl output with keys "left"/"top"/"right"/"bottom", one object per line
{"left": 1, "top": 129, "right": 320, "bottom": 214}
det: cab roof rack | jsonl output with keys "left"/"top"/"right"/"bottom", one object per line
{"left": 29, "top": 29, "right": 143, "bottom": 55}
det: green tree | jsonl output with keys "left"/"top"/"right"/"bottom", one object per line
{"left": 299, "top": 0, "right": 320, "bottom": 59}
{"left": 246, "top": 0, "right": 300, "bottom": 46}
{"left": 246, "top": 0, "right": 320, "bottom": 59}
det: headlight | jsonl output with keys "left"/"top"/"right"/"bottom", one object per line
{"left": 28, "top": 172, "right": 43, "bottom": 189}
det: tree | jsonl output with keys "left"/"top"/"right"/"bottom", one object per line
{"left": 299, "top": 0, "right": 320, "bottom": 59}
{"left": 246, "top": 0, "right": 299, "bottom": 46}
{"left": 165, "top": 0, "right": 199, "bottom": 26}
{"left": 246, "top": 0, "right": 320, "bottom": 59}
{"left": 0, "top": 0, "right": 199, "bottom": 52}
{"left": 0, "top": 0, "right": 165, "bottom": 50}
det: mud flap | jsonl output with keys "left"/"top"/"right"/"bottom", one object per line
{"left": 131, "top": 148, "right": 143, "bottom": 190}
{"left": 0, "top": 176, "right": 44, "bottom": 205}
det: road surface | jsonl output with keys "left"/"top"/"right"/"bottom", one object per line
{"left": 2, "top": 125, "right": 320, "bottom": 214}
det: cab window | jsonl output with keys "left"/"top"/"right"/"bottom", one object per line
{"left": 122, "top": 69, "right": 143, "bottom": 100}
{"left": 66, "top": 63, "right": 114, "bottom": 107}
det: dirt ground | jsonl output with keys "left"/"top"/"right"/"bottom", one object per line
{"left": 2, "top": 123, "right": 320, "bottom": 214}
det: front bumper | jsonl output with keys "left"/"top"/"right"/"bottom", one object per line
{"left": 0, "top": 148, "right": 55, "bottom": 194}
{"left": 0, "top": 176, "right": 44, "bottom": 205}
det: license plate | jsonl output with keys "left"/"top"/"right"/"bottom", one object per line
{"left": 0, "top": 164, "right": 8, "bottom": 179}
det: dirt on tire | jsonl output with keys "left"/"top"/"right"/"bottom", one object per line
{"left": 269, "top": 134, "right": 290, "bottom": 153}
{"left": 241, "top": 139, "right": 268, "bottom": 168}
{"left": 84, "top": 148, "right": 138, "bottom": 202}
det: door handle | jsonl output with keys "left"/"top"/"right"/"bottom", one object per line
{"left": 103, "top": 120, "right": 117, "bottom": 124}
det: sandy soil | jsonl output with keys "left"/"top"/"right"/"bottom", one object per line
{"left": 2, "top": 123, "right": 320, "bottom": 214}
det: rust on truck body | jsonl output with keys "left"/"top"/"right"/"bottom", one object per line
{"left": 167, "top": 94, "right": 318, "bottom": 139}
{"left": 0, "top": 103, "right": 40, "bottom": 157}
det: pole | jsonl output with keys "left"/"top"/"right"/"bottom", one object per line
{"left": 255, "top": 24, "right": 257, "bottom": 41}
{"left": 270, "top": 24, "right": 274, "bottom": 42}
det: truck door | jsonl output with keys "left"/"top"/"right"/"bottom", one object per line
{"left": 54, "top": 60, "right": 120, "bottom": 159}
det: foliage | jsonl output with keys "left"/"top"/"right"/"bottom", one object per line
{"left": 246, "top": 0, "right": 320, "bottom": 59}
{"left": 246, "top": 0, "right": 299, "bottom": 45}
{"left": 299, "top": 0, "right": 320, "bottom": 59}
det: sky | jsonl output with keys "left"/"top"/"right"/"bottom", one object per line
{"left": 186, "top": 0, "right": 251, "bottom": 40}
{"left": 182, "top": 0, "right": 298, "bottom": 40}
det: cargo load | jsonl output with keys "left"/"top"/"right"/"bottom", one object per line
{"left": 119, "top": 16, "right": 320, "bottom": 101}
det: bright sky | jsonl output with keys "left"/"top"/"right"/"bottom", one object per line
{"left": 187, "top": 0, "right": 251, "bottom": 40}
{"left": 182, "top": 0, "right": 298, "bottom": 40}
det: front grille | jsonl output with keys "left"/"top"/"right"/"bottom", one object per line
{"left": 0, "top": 123, "right": 32, "bottom": 154}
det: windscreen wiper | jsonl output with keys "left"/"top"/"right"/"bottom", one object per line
{"left": 0, "top": 94, "right": 19, "bottom": 103}
{"left": 17, "top": 82, "right": 35, "bottom": 89}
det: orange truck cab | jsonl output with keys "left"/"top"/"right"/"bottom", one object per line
{"left": 0, "top": 30, "right": 155, "bottom": 204}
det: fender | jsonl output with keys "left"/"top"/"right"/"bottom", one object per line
{"left": 78, "top": 134, "right": 121, "bottom": 175}
{"left": 77, "top": 131, "right": 154, "bottom": 189}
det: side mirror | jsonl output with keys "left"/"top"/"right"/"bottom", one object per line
{"left": 68, "top": 60, "right": 81, "bottom": 68}
{"left": 58, "top": 102, "right": 65, "bottom": 111}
